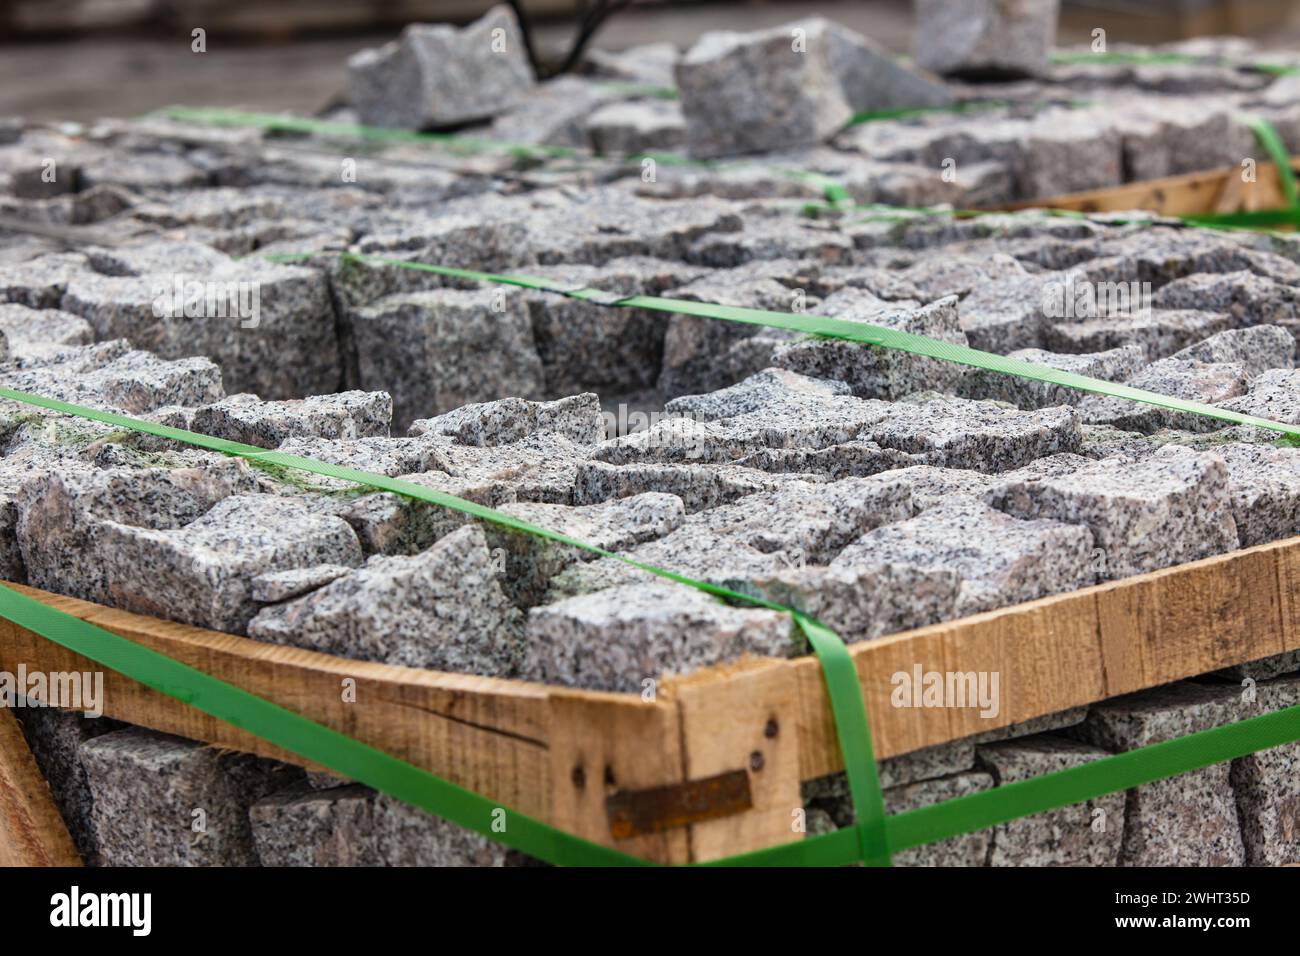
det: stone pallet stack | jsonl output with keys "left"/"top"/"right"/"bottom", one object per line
{"left": 2, "top": 7, "right": 1300, "bottom": 865}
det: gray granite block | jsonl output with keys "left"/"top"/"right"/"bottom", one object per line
{"left": 991, "top": 444, "right": 1239, "bottom": 578}
{"left": 346, "top": 6, "right": 534, "bottom": 129}
{"left": 553, "top": 474, "right": 913, "bottom": 598}
{"left": 248, "top": 524, "right": 523, "bottom": 674}
{"left": 1077, "top": 358, "right": 1249, "bottom": 433}
{"left": 915, "top": 0, "right": 1058, "bottom": 78}
{"left": 1216, "top": 442, "right": 1300, "bottom": 547}
{"left": 1231, "top": 676, "right": 1300, "bottom": 865}
{"left": 1217, "top": 368, "right": 1300, "bottom": 426}
{"left": 1075, "top": 681, "right": 1248, "bottom": 866}
{"left": 572, "top": 459, "right": 825, "bottom": 513}
{"left": 1170, "top": 324, "right": 1296, "bottom": 378}
{"left": 865, "top": 398, "right": 1082, "bottom": 473}
{"left": 675, "top": 19, "right": 852, "bottom": 157}
{"left": 486, "top": 493, "right": 686, "bottom": 606}
{"left": 961, "top": 346, "right": 1147, "bottom": 409}
{"left": 250, "top": 783, "right": 517, "bottom": 866}
{"left": 1045, "top": 309, "right": 1236, "bottom": 359}
{"left": 522, "top": 581, "right": 794, "bottom": 690}
{"left": 773, "top": 294, "right": 968, "bottom": 399}
{"left": 832, "top": 497, "right": 1094, "bottom": 617}
{"left": 189, "top": 391, "right": 392, "bottom": 448}
{"left": 59, "top": 253, "right": 340, "bottom": 400}
{"left": 1151, "top": 270, "right": 1300, "bottom": 326}
{"left": 93, "top": 494, "right": 365, "bottom": 634}
{"left": 80, "top": 728, "right": 303, "bottom": 867}
{"left": 349, "top": 288, "right": 545, "bottom": 431}
{"left": 980, "top": 735, "right": 1124, "bottom": 866}
{"left": 410, "top": 393, "right": 606, "bottom": 448}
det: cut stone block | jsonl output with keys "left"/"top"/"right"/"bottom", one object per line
{"left": 773, "top": 294, "right": 968, "bottom": 399}
{"left": 59, "top": 253, "right": 341, "bottom": 400}
{"left": 248, "top": 525, "right": 523, "bottom": 674}
{"left": 675, "top": 21, "right": 853, "bottom": 158}
{"left": 832, "top": 498, "right": 1094, "bottom": 617}
{"left": 991, "top": 444, "right": 1239, "bottom": 578}
{"left": 410, "top": 393, "right": 606, "bottom": 448}
{"left": 189, "top": 391, "right": 392, "bottom": 448}
{"left": 1231, "top": 676, "right": 1300, "bottom": 866}
{"left": 346, "top": 6, "right": 535, "bottom": 129}
{"left": 16, "top": 460, "right": 260, "bottom": 605}
{"left": 745, "top": 559, "right": 960, "bottom": 643}
{"left": 592, "top": 391, "right": 892, "bottom": 466}
{"left": 676, "top": 17, "right": 949, "bottom": 158}
{"left": 664, "top": 367, "right": 851, "bottom": 422}
{"left": 487, "top": 493, "right": 686, "bottom": 606}
{"left": 585, "top": 99, "right": 686, "bottom": 155}
{"left": 865, "top": 398, "right": 1082, "bottom": 472}
{"left": 349, "top": 288, "right": 545, "bottom": 430}
{"left": 960, "top": 345, "right": 1147, "bottom": 409}
{"left": 1076, "top": 681, "right": 1249, "bottom": 866}
{"left": 509, "top": 260, "right": 688, "bottom": 397}
{"left": 657, "top": 262, "right": 809, "bottom": 396}
{"left": 522, "top": 582, "right": 794, "bottom": 691}
{"left": 573, "top": 459, "right": 824, "bottom": 513}
{"left": 251, "top": 564, "right": 355, "bottom": 603}
{"left": 1045, "top": 309, "right": 1235, "bottom": 359}
{"left": 427, "top": 431, "right": 592, "bottom": 504}
{"left": 553, "top": 474, "right": 912, "bottom": 597}
{"left": 1217, "top": 368, "right": 1300, "bottom": 426}
{"left": 80, "top": 727, "right": 303, "bottom": 866}
{"left": 980, "top": 735, "right": 1124, "bottom": 866}
{"left": 250, "top": 783, "right": 514, "bottom": 866}
{"left": 0, "top": 303, "right": 92, "bottom": 362}
{"left": 915, "top": 0, "right": 1059, "bottom": 78}
{"left": 1169, "top": 324, "right": 1295, "bottom": 378}
{"left": 91, "top": 494, "right": 364, "bottom": 634}
{"left": 1151, "top": 269, "right": 1300, "bottom": 325}
{"left": 2, "top": 340, "right": 224, "bottom": 415}
{"left": 1217, "top": 442, "right": 1300, "bottom": 547}
{"left": 1077, "top": 358, "right": 1249, "bottom": 433}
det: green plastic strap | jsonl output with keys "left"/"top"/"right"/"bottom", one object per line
{"left": 1243, "top": 114, "right": 1300, "bottom": 212}
{"left": 0, "top": 384, "right": 887, "bottom": 865}
{"left": 300, "top": 251, "right": 1300, "bottom": 443}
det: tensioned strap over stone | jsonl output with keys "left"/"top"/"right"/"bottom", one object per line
{"left": 271, "top": 250, "right": 1300, "bottom": 444}
{"left": 3, "top": 386, "right": 1300, "bottom": 866}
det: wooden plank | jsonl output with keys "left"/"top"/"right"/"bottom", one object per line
{"left": 667, "top": 659, "right": 803, "bottom": 862}
{"left": 998, "top": 158, "right": 1300, "bottom": 217}
{"left": 0, "top": 706, "right": 81, "bottom": 866}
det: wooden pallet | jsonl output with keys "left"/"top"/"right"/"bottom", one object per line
{"left": 1000, "top": 155, "right": 1300, "bottom": 219}
{"left": 2, "top": 529, "right": 1298, "bottom": 866}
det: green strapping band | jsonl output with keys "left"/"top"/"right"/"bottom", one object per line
{"left": 301, "top": 250, "right": 1300, "bottom": 443}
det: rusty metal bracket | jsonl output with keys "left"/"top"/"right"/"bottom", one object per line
{"left": 605, "top": 768, "right": 752, "bottom": 839}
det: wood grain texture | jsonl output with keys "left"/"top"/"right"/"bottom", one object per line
{"left": 0, "top": 706, "right": 81, "bottom": 866}
{"left": 998, "top": 157, "right": 1300, "bottom": 217}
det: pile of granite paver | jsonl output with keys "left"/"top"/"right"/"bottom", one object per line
{"left": 3, "top": 2, "right": 1300, "bottom": 866}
